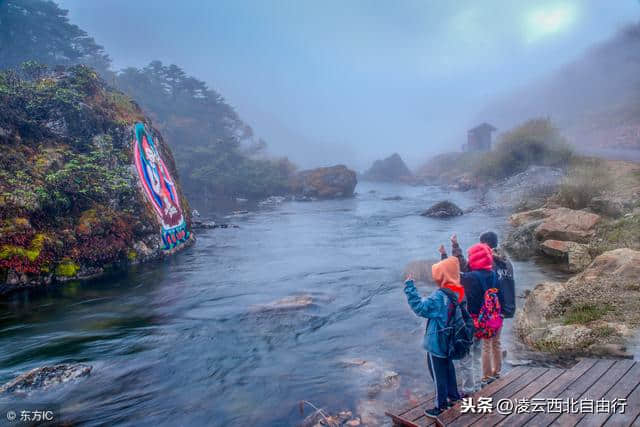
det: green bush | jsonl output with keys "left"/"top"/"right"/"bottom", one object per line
{"left": 474, "top": 118, "right": 573, "bottom": 180}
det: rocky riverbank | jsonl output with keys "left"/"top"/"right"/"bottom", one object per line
{"left": 508, "top": 159, "right": 640, "bottom": 358}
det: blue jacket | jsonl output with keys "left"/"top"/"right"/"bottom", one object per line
{"left": 404, "top": 280, "right": 450, "bottom": 357}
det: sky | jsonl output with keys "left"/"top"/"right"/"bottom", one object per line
{"left": 57, "top": 0, "right": 640, "bottom": 170}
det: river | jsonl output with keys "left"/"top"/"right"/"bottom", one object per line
{"left": 0, "top": 182, "right": 568, "bottom": 426}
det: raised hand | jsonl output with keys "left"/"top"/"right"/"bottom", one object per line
{"left": 438, "top": 244, "right": 446, "bottom": 255}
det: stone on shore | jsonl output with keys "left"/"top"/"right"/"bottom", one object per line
{"left": 534, "top": 208, "right": 601, "bottom": 243}
{"left": 540, "top": 239, "right": 592, "bottom": 273}
{"left": 515, "top": 248, "right": 640, "bottom": 357}
{"left": 0, "top": 364, "right": 92, "bottom": 394}
{"left": 421, "top": 201, "right": 463, "bottom": 218}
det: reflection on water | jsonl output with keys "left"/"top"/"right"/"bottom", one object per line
{"left": 0, "top": 182, "right": 565, "bottom": 426}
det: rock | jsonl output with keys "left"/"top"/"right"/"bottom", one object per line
{"left": 382, "top": 196, "right": 403, "bottom": 201}
{"left": 534, "top": 208, "right": 601, "bottom": 243}
{"left": 503, "top": 220, "right": 543, "bottom": 260}
{"left": 587, "top": 343, "right": 632, "bottom": 358}
{"left": 253, "top": 295, "right": 313, "bottom": 312}
{"left": 361, "top": 153, "right": 413, "bottom": 182}
{"left": 421, "top": 200, "right": 463, "bottom": 218}
{"left": 540, "top": 240, "right": 592, "bottom": 273}
{"left": 0, "top": 68, "right": 193, "bottom": 294}
{"left": 505, "top": 207, "right": 601, "bottom": 260}
{"left": 289, "top": 165, "right": 357, "bottom": 199}
{"left": 516, "top": 249, "right": 640, "bottom": 356}
{"left": 0, "top": 364, "right": 92, "bottom": 394}
{"left": 509, "top": 208, "right": 550, "bottom": 227}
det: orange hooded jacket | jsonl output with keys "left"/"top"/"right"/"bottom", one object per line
{"left": 431, "top": 256, "right": 465, "bottom": 302}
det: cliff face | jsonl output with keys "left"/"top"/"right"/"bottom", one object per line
{"left": 0, "top": 65, "right": 193, "bottom": 293}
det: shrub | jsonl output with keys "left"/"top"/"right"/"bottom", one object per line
{"left": 474, "top": 118, "right": 573, "bottom": 180}
{"left": 556, "top": 157, "right": 613, "bottom": 210}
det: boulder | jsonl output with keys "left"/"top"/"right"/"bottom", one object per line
{"left": 516, "top": 249, "right": 640, "bottom": 357}
{"left": 534, "top": 208, "right": 601, "bottom": 243}
{"left": 505, "top": 207, "right": 601, "bottom": 260}
{"left": 289, "top": 165, "right": 357, "bottom": 199}
{"left": 0, "top": 67, "right": 193, "bottom": 293}
{"left": 421, "top": 201, "right": 463, "bottom": 218}
{"left": 361, "top": 153, "right": 413, "bottom": 182}
{"left": 0, "top": 364, "right": 92, "bottom": 394}
{"left": 503, "top": 220, "right": 543, "bottom": 260}
{"left": 540, "top": 240, "right": 592, "bottom": 273}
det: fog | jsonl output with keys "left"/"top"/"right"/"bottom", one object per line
{"left": 57, "top": 0, "right": 640, "bottom": 170}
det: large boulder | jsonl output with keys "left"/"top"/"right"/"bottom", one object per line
{"left": 504, "top": 207, "right": 601, "bottom": 261}
{"left": 515, "top": 248, "right": 640, "bottom": 357}
{"left": 361, "top": 153, "right": 413, "bottom": 182}
{"left": 0, "top": 66, "right": 193, "bottom": 294}
{"left": 1, "top": 364, "right": 92, "bottom": 394}
{"left": 534, "top": 208, "right": 601, "bottom": 243}
{"left": 421, "top": 201, "right": 463, "bottom": 218}
{"left": 289, "top": 165, "right": 357, "bottom": 199}
{"left": 540, "top": 239, "right": 592, "bottom": 273}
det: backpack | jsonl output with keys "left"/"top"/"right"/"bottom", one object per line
{"left": 494, "top": 258, "right": 516, "bottom": 318}
{"left": 474, "top": 288, "right": 503, "bottom": 339}
{"left": 440, "top": 289, "right": 474, "bottom": 360}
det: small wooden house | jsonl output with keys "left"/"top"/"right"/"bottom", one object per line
{"left": 463, "top": 122, "right": 496, "bottom": 152}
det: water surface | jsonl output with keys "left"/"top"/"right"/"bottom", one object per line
{"left": 0, "top": 182, "right": 564, "bottom": 426}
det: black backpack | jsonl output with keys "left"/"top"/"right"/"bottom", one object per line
{"left": 440, "top": 289, "right": 474, "bottom": 360}
{"left": 494, "top": 258, "right": 516, "bottom": 318}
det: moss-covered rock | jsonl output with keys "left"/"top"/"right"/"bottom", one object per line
{"left": 0, "top": 65, "right": 193, "bottom": 294}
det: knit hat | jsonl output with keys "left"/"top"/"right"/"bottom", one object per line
{"left": 479, "top": 231, "right": 499, "bottom": 249}
{"left": 431, "top": 257, "right": 465, "bottom": 302}
{"left": 467, "top": 243, "right": 493, "bottom": 271}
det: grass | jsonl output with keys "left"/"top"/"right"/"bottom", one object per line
{"left": 563, "top": 303, "right": 612, "bottom": 325}
{"left": 589, "top": 214, "right": 640, "bottom": 256}
{"left": 556, "top": 157, "right": 613, "bottom": 210}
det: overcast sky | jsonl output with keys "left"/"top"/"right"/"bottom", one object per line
{"left": 58, "top": 0, "right": 640, "bottom": 170}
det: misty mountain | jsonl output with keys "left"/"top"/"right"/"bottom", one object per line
{"left": 480, "top": 21, "right": 640, "bottom": 150}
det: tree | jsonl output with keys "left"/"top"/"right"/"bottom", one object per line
{"left": 0, "top": 0, "right": 111, "bottom": 74}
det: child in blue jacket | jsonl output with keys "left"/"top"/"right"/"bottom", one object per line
{"left": 404, "top": 256, "right": 462, "bottom": 418}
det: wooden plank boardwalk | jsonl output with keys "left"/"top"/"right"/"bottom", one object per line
{"left": 386, "top": 359, "right": 640, "bottom": 427}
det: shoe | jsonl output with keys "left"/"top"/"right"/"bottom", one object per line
{"left": 424, "top": 407, "right": 444, "bottom": 418}
{"left": 481, "top": 377, "right": 494, "bottom": 387}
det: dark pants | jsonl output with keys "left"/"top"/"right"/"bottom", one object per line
{"left": 427, "top": 352, "right": 460, "bottom": 410}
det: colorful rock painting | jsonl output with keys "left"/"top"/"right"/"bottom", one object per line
{"left": 133, "top": 123, "right": 189, "bottom": 249}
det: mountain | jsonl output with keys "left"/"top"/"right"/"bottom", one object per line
{"left": 480, "top": 22, "right": 640, "bottom": 151}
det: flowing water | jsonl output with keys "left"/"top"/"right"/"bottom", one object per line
{"left": 0, "top": 182, "right": 567, "bottom": 426}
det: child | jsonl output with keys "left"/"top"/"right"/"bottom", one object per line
{"left": 441, "top": 237, "right": 501, "bottom": 389}
{"left": 403, "top": 256, "right": 463, "bottom": 418}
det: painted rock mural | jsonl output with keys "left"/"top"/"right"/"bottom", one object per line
{"left": 133, "top": 123, "right": 189, "bottom": 249}
{"left": 0, "top": 66, "right": 193, "bottom": 294}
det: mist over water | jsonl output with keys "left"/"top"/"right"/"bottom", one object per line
{"left": 0, "top": 183, "right": 564, "bottom": 426}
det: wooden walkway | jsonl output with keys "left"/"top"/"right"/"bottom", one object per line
{"left": 386, "top": 359, "right": 640, "bottom": 426}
